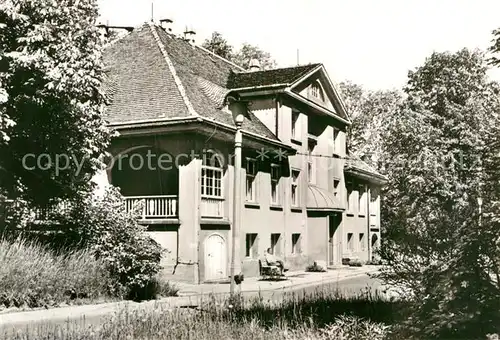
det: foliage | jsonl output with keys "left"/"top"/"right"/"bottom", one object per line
{"left": 0, "top": 0, "right": 111, "bottom": 206}
{"left": 202, "top": 31, "right": 277, "bottom": 70}
{"left": 488, "top": 27, "right": 500, "bottom": 66}
{"left": 3, "top": 289, "right": 400, "bottom": 340}
{"left": 51, "top": 187, "right": 164, "bottom": 300}
{"left": 0, "top": 237, "right": 114, "bottom": 309}
{"left": 379, "top": 48, "right": 500, "bottom": 339}
{"left": 305, "top": 263, "right": 327, "bottom": 272}
{"left": 338, "top": 81, "right": 403, "bottom": 168}
{"left": 232, "top": 43, "right": 277, "bottom": 70}
{"left": 319, "top": 315, "right": 389, "bottom": 340}
{"left": 202, "top": 31, "right": 233, "bottom": 60}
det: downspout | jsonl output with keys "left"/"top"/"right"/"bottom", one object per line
{"left": 366, "top": 187, "right": 371, "bottom": 262}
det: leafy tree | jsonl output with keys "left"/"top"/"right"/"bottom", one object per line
{"left": 488, "top": 28, "right": 500, "bottom": 66}
{"left": 202, "top": 31, "right": 277, "bottom": 70}
{"left": 202, "top": 31, "right": 233, "bottom": 60}
{"left": 338, "top": 81, "right": 403, "bottom": 168}
{"left": 0, "top": 0, "right": 111, "bottom": 206}
{"left": 379, "top": 48, "right": 500, "bottom": 339}
{"left": 232, "top": 43, "right": 277, "bottom": 70}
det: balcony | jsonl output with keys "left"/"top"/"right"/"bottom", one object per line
{"left": 200, "top": 197, "right": 224, "bottom": 218}
{"left": 124, "top": 195, "right": 178, "bottom": 220}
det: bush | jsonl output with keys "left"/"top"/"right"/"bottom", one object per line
{"left": 319, "top": 315, "right": 389, "bottom": 340}
{"left": 348, "top": 259, "right": 363, "bottom": 267}
{"left": 306, "top": 262, "right": 327, "bottom": 272}
{"left": 52, "top": 187, "right": 164, "bottom": 301}
{"left": 127, "top": 276, "right": 179, "bottom": 301}
{"left": 0, "top": 238, "right": 114, "bottom": 309}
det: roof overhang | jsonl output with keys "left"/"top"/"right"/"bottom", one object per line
{"left": 289, "top": 64, "right": 351, "bottom": 124}
{"left": 284, "top": 90, "right": 351, "bottom": 126}
{"left": 344, "top": 168, "right": 388, "bottom": 185}
{"left": 107, "top": 117, "right": 296, "bottom": 155}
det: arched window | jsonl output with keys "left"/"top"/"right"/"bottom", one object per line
{"left": 310, "top": 81, "right": 325, "bottom": 101}
{"left": 201, "top": 150, "right": 224, "bottom": 198}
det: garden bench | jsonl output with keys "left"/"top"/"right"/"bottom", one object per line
{"left": 258, "top": 259, "right": 288, "bottom": 280}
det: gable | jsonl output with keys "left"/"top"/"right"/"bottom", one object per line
{"left": 298, "top": 79, "right": 335, "bottom": 112}
{"left": 289, "top": 66, "right": 350, "bottom": 122}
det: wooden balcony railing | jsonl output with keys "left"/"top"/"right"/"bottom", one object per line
{"left": 124, "top": 195, "right": 178, "bottom": 219}
{"left": 200, "top": 197, "right": 224, "bottom": 218}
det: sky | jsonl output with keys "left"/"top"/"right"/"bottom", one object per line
{"left": 98, "top": 0, "right": 500, "bottom": 91}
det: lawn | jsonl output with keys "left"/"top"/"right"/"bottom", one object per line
{"left": 2, "top": 288, "right": 406, "bottom": 340}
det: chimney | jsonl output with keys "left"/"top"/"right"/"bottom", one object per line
{"left": 159, "top": 18, "right": 173, "bottom": 33}
{"left": 248, "top": 59, "right": 261, "bottom": 72}
{"left": 183, "top": 26, "right": 196, "bottom": 45}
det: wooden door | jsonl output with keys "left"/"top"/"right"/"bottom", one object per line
{"left": 205, "top": 234, "right": 227, "bottom": 281}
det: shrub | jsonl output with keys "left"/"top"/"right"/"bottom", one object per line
{"left": 348, "top": 259, "right": 363, "bottom": 267}
{"left": 52, "top": 187, "right": 164, "bottom": 300}
{"left": 128, "top": 275, "right": 179, "bottom": 301}
{"left": 306, "top": 262, "right": 327, "bottom": 272}
{"left": 0, "top": 238, "right": 114, "bottom": 309}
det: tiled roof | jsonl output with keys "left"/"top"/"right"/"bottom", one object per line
{"left": 102, "top": 23, "right": 278, "bottom": 141}
{"left": 227, "top": 63, "right": 321, "bottom": 89}
{"left": 102, "top": 25, "right": 189, "bottom": 123}
{"left": 344, "top": 156, "right": 387, "bottom": 182}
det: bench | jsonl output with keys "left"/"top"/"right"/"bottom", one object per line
{"left": 258, "top": 259, "right": 288, "bottom": 280}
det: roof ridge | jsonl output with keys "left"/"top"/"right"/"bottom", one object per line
{"left": 196, "top": 45, "right": 246, "bottom": 71}
{"left": 235, "top": 63, "right": 321, "bottom": 75}
{"left": 148, "top": 23, "right": 199, "bottom": 117}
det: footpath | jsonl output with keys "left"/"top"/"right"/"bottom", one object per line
{"left": 0, "top": 265, "right": 380, "bottom": 332}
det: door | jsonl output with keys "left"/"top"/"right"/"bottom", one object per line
{"left": 328, "top": 214, "right": 340, "bottom": 266}
{"left": 205, "top": 234, "right": 227, "bottom": 281}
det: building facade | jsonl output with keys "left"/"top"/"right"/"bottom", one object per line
{"left": 96, "top": 22, "right": 387, "bottom": 283}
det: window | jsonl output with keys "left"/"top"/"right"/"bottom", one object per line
{"left": 291, "top": 110, "right": 301, "bottom": 140}
{"left": 310, "top": 82, "right": 325, "bottom": 101}
{"left": 291, "top": 170, "right": 300, "bottom": 207}
{"left": 270, "top": 164, "right": 281, "bottom": 205}
{"left": 359, "top": 184, "right": 367, "bottom": 216}
{"left": 245, "top": 159, "right": 257, "bottom": 202}
{"left": 333, "top": 179, "right": 340, "bottom": 197}
{"left": 332, "top": 128, "right": 339, "bottom": 154}
{"left": 359, "top": 233, "right": 366, "bottom": 251}
{"left": 271, "top": 233, "right": 281, "bottom": 255}
{"left": 370, "top": 188, "right": 379, "bottom": 217}
{"left": 307, "top": 142, "right": 315, "bottom": 184}
{"left": 291, "top": 233, "right": 301, "bottom": 254}
{"left": 346, "top": 181, "right": 354, "bottom": 213}
{"left": 347, "top": 233, "right": 354, "bottom": 252}
{"left": 201, "top": 151, "right": 223, "bottom": 198}
{"left": 245, "top": 233, "right": 258, "bottom": 258}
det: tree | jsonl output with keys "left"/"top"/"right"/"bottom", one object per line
{"left": 379, "top": 48, "right": 500, "bottom": 339}
{"left": 338, "top": 81, "right": 403, "bottom": 168}
{"left": 202, "top": 31, "right": 233, "bottom": 60}
{"left": 488, "top": 28, "right": 500, "bottom": 66}
{"left": 232, "top": 43, "right": 277, "bottom": 70}
{"left": 202, "top": 31, "right": 277, "bottom": 70}
{"left": 0, "top": 0, "right": 111, "bottom": 206}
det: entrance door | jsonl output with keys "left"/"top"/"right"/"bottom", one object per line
{"left": 328, "top": 214, "right": 340, "bottom": 266}
{"left": 205, "top": 234, "right": 227, "bottom": 281}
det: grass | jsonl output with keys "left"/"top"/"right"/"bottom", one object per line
{"left": 0, "top": 237, "right": 116, "bottom": 310}
{"left": 0, "top": 238, "right": 179, "bottom": 311}
{"left": 2, "top": 287, "right": 405, "bottom": 340}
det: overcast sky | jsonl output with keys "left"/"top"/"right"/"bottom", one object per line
{"left": 98, "top": 0, "right": 500, "bottom": 91}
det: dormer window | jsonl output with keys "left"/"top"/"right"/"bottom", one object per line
{"left": 310, "top": 81, "right": 325, "bottom": 101}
